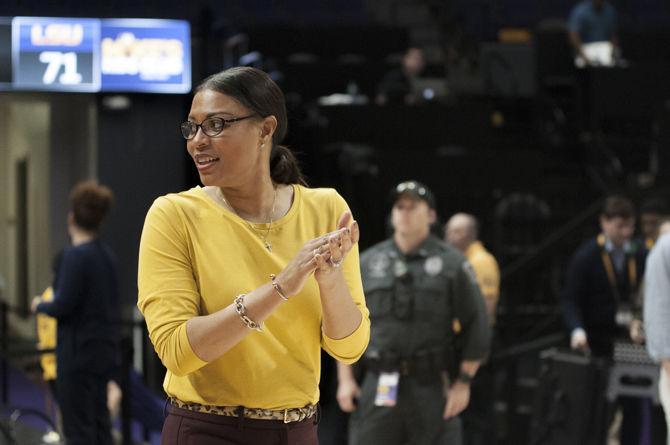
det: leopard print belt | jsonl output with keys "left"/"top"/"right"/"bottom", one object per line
{"left": 169, "top": 397, "right": 317, "bottom": 423}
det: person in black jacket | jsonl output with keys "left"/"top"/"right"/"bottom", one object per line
{"left": 562, "top": 195, "right": 645, "bottom": 357}
{"left": 32, "top": 180, "right": 119, "bottom": 445}
{"left": 376, "top": 47, "right": 426, "bottom": 105}
{"left": 561, "top": 195, "right": 646, "bottom": 444}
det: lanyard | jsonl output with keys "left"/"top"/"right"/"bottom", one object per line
{"left": 597, "top": 234, "right": 637, "bottom": 299}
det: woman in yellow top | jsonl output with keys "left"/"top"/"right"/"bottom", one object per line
{"left": 138, "top": 66, "right": 370, "bottom": 444}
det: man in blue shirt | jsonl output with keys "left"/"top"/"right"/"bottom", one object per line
{"left": 568, "top": 0, "right": 619, "bottom": 65}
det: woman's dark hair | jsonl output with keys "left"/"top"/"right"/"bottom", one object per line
{"left": 195, "top": 67, "right": 306, "bottom": 185}
{"left": 70, "top": 180, "right": 114, "bottom": 231}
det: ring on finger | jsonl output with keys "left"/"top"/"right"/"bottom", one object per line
{"left": 330, "top": 257, "right": 343, "bottom": 268}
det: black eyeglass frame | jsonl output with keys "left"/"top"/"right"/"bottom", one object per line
{"left": 180, "top": 114, "right": 256, "bottom": 140}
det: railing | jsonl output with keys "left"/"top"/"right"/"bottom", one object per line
{"left": 0, "top": 299, "right": 152, "bottom": 445}
{"left": 500, "top": 197, "right": 604, "bottom": 281}
{"left": 0, "top": 298, "right": 58, "bottom": 444}
{"left": 491, "top": 196, "right": 608, "bottom": 444}
{"left": 490, "top": 332, "right": 566, "bottom": 365}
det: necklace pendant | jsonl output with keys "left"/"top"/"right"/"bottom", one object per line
{"left": 265, "top": 241, "right": 273, "bottom": 252}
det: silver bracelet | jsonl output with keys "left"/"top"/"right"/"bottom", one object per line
{"left": 234, "top": 294, "right": 263, "bottom": 332}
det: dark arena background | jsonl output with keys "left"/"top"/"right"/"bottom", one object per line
{"left": 1, "top": 1, "right": 669, "bottom": 444}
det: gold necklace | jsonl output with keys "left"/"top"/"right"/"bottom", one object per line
{"left": 217, "top": 187, "right": 277, "bottom": 252}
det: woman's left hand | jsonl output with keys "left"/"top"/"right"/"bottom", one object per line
{"left": 314, "top": 211, "right": 359, "bottom": 281}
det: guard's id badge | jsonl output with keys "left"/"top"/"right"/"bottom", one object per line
{"left": 374, "top": 371, "right": 400, "bottom": 407}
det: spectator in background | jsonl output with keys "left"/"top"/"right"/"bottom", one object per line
{"left": 36, "top": 249, "right": 164, "bottom": 441}
{"left": 338, "top": 180, "right": 490, "bottom": 445}
{"left": 640, "top": 197, "right": 669, "bottom": 249}
{"left": 644, "top": 227, "right": 670, "bottom": 445}
{"left": 568, "top": 0, "right": 620, "bottom": 66}
{"left": 35, "top": 253, "right": 63, "bottom": 443}
{"left": 446, "top": 213, "right": 500, "bottom": 324}
{"left": 36, "top": 254, "right": 62, "bottom": 395}
{"left": 446, "top": 213, "right": 500, "bottom": 445}
{"left": 561, "top": 195, "right": 646, "bottom": 445}
{"left": 32, "top": 181, "right": 120, "bottom": 445}
{"left": 376, "top": 47, "right": 426, "bottom": 105}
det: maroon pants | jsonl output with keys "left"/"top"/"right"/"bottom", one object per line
{"left": 162, "top": 404, "right": 319, "bottom": 445}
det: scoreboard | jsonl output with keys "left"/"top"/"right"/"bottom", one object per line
{"left": 13, "top": 17, "right": 100, "bottom": 92}
{"left": 1, "top": 17, "right": 190, "bottom": 93}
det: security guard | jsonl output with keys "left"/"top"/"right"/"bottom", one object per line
{"left": 337, "top": 180, "right": 490, "bottom": 445}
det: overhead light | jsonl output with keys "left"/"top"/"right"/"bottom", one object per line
{"left": 101, "top": 95, "right": 131, "bottom": 111}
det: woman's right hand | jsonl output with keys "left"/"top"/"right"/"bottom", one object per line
{"left": 274, "top": 229, "right": 347, "bottom": 297}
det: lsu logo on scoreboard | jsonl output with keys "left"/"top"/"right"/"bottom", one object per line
{"left": 30, "top": 23, "right": 84, "bottom": 47}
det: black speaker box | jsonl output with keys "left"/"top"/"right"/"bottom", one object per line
{"left": 528, "top": 348, "right": 609, "bottom": 445}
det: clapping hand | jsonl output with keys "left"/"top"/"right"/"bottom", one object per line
{"left": 314, "top": 211, "right": 359, "bottom": 279}
{"left": 273, "top": 211, "right": 359, "bottom": 297}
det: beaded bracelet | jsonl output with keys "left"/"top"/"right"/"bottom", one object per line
{"left": 233, "top": 294, "right": 263, "bottom": 332}
{"left": 269, "top": 274, "right": 289, "bottom": 301}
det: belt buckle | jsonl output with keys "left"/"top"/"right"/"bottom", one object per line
{"left": 283, "top": 408, "right": 290, "bottom": 424}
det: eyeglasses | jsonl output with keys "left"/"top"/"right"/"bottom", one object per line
{"left": 180, "top": 115, "right": 255, "bottom": 140}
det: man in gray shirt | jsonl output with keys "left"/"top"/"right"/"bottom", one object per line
{"left": 643, "top": 230, "right": 670, "bottom": 445}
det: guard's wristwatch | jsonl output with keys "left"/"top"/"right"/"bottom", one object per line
{"left": 456, "top": 371, "right": 475, "bottom": 384}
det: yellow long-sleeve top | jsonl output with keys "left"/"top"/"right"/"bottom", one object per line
{"left": 137, "top": 184, "right": 370, "bottom": 409}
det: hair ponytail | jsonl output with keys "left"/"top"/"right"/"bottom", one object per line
{"left": 270, "top": 145, "right": 306, "bottom": 185}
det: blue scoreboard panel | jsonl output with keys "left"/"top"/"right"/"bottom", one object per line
{"left": 13, "top": 17, "right": 100, "bottom": 92}
{"left": 101, "top": 19, "right": 191, "bottom": 93}
{"left": 3, "top": 16, "right": 190, "bottom": 93}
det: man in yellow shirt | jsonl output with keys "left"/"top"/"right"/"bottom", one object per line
{"left": 446, "top": 212, "right": 500, "bottom": 445}
{"left": 446, "top": 213, "right": 500, "bottom": 325}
